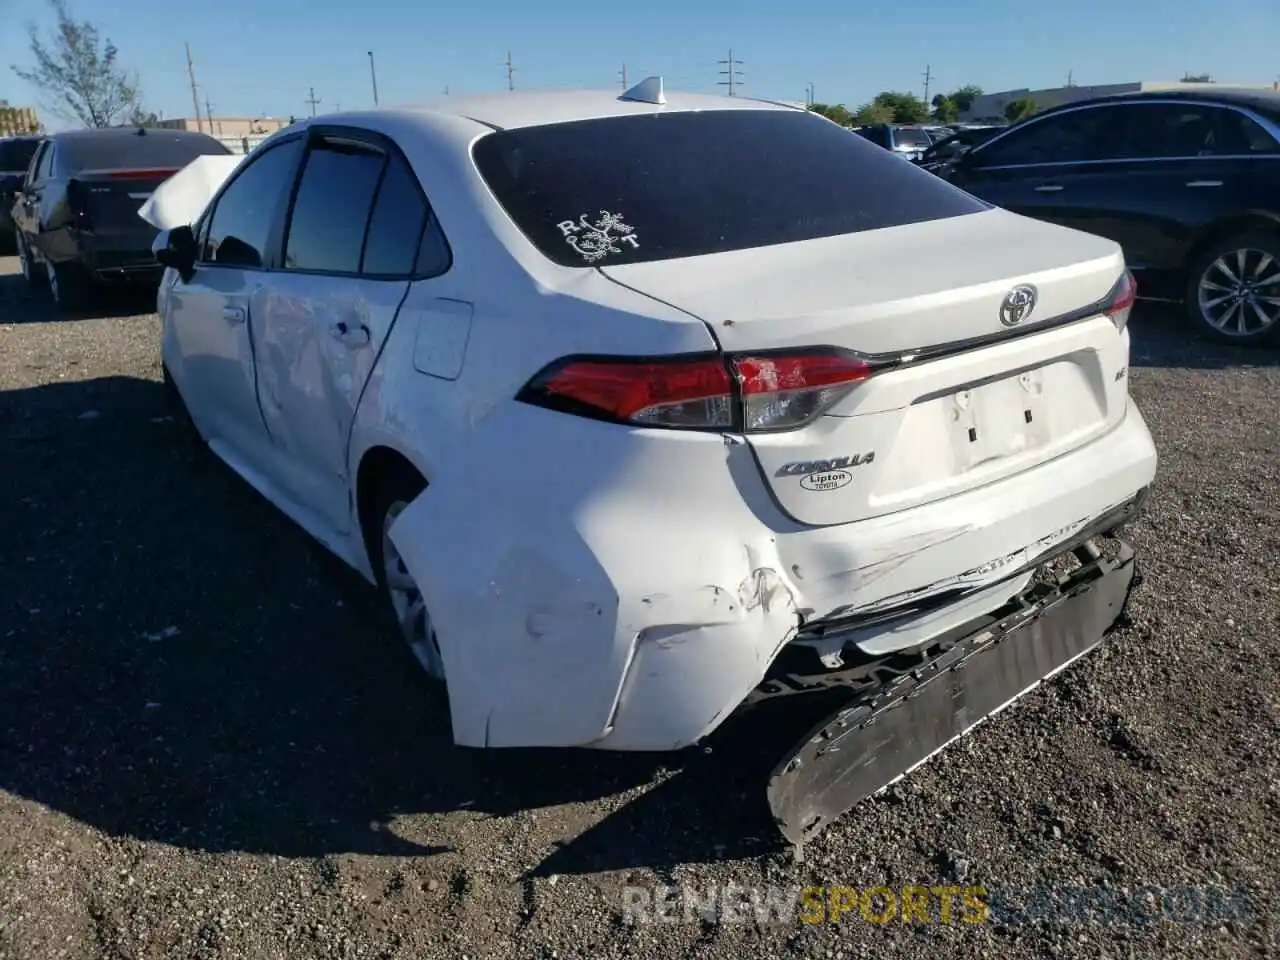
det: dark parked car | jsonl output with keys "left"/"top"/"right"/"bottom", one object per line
{"left": 0, "top": 135, "right": 42, "bottom": 253}
{"left": 939, "top": 89, "right": 1280, "bottom": 344}
{"left": 854, "top": 123, "right": 934, "bottom": 161}
{"left": 11, "top": 126, "right": 231, "bottom": 309}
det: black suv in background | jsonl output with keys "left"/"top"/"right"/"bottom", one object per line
{"left": 11, "top": 126, "right": 230, "bottom": 309}
{"left": 939, "top": 89, "right": 1280, "bottom": 344}
{"left": 0, "top": 135, "right": 42, "bottom": 253}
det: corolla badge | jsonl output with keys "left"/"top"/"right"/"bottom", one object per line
{"left": 999, "top": 284, "right": 1038, "bottom": 327}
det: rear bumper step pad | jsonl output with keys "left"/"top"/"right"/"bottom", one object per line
{"left": 766, "top": 540, "right": 1140, "bottom": 848}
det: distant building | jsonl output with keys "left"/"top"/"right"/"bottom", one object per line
{"left": 960, "top": 80, "right": 1280, "bottom": 122}
{"left": 0, "top": 102, "right": 40, "bottom": 136}
{"left": 155, "top": 116, "right": 288, "bottom": 138}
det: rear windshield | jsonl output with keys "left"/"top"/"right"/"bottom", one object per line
{"left": 60, "top": 131, "right": 231, "bottom": 173}
{"left": 0, "top": 138, "right": 39, "bottom": 173}
{"left": 891, "top": 127, "right": 933, "bottom": 148}
{"left": 472, "top": 110, "right": 988, "bottom": 267}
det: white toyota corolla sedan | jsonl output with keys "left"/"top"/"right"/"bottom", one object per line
{"left": 151, "top": 79, "right": 1157, "bottom": 834}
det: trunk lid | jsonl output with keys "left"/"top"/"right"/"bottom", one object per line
{"left": 71, "top": 167, "right": 180, "bottom": 237}
{"left": 600, "top": 208, "right": 1132, "bottom": 527}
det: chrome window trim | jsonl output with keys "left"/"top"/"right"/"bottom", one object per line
{"left": 968, "top": 97, "right": 1280, "bottom": 171}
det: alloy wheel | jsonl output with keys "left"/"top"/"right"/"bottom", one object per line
{"left": 1197, "top": 247, "right": 1280, "bottom": 338}
{"left": 381, "top": 501, "right": 444, "bottom": 680}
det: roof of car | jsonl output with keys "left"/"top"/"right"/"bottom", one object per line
{"left": 50, "top": 126, "right": 220, "bottom": 143}
{"left": 1037, "top": 87, "right": 1280, "bottom": 118}
{"left": 376, "top": 86, "right": 802, "bottom": 131}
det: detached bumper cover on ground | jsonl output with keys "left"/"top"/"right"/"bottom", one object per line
{"left": 766, "top": 538, "right": 1141, "bottom": 846}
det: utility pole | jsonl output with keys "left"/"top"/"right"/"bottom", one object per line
{"left": 1066, "top": 69, "right": 1074, "bottom": 87}
{"left": 367, "top": 51, "right": 379, "bottom": 106}
{"left": 718, "top": 49, "right": 743, "bottom": 96}
{"left": 620, "top": 63, "right": 628, "bottom": 89}
{"left": 305, "top": 87, "right": 321, "bottom": 117}
{"left": 185, "top": 43, "right": 203, "bottom": 133}
{"left": 505, "top": 51, "right": 515, "bottom": 91}
{"left": 805, "top": 81, "right": 815, "bottom": 106}
{"left": 922, "top": 63, "right": 933, "bottom": 105}
{"left": 443, "top": 85, "right": 449, "bottom": 96}
{"left": 204, "top": 95, "right": 214, "bottom": 134}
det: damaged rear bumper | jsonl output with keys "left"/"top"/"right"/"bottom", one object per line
{"left": 766, "top": 539, "right": 1141, "bottom": 846}
{"left": 386, "top": 399, "right": 1156, "bottom": 752}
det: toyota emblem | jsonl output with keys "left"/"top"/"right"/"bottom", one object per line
{"left": 999, "top": 284, "right": 1038, "bottom": 327}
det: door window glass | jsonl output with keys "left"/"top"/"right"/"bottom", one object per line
{"left": 971, "top": 107, "right": 1123, "bottom": 166}
{"left": 283, "top": 141, "right": 385, "bottom": 273}
{"left": 360, "top": 153, "right": 427, "bottom": 276}
{"left": 201, "top": 137, "right": 304, "bottom": 267}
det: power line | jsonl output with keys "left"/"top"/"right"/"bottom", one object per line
{"left": 505, "top": 51, "right": 515, "bottom": 91}
{"left": 718, "top": 49, "right": 743, "bottom": 96}
{"left": 305, "top": 87, "right": 321, "bottom": 116}
{"left": 184, "top": 43, "right": 203, "bottom": 133}
{"left": 922, "top": 63, "right": 933, "bottom": 105}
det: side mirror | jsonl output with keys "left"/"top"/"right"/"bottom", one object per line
{"left": 155, "top": 224, "right": 197, "bottom": 282}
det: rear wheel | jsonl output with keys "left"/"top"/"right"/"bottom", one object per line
{"left": 1186, "top": 232, "right": 1280, "bottom": 345}
{"left": 364, "top": 465, "right": 447, "bottom": 693}
{"left": 46, "top": 260, "right": 91, "bottom": 311}
{"left": 16, "top": 235, "right": 43, "bottom": 287}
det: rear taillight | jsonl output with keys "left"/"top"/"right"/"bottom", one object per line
{"left": 106, "top": 168, "right": 179, "bottom": 179}
{"left": 518, "top": 349, "right": 876, "bottom": 432}
{"left": 65, "top": 178, "right": 91, "bottom": 228}
{"left": 1106, "top": 269, "right": 1137, "bottom": 332}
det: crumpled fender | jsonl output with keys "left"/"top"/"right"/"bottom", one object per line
{"left": 383, "top": 405, "right": 804, "bottom": 750}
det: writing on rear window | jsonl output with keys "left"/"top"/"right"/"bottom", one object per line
{"left": 557, "top": 210, "right": 641, "bottom": 263}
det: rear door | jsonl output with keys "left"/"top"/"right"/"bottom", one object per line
{"left": 254, "top": 128, "right": 452, "bottom": 534}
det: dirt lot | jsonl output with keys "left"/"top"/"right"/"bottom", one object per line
{"left": 1, "top": 254, "right": 1277, "bottom": 960}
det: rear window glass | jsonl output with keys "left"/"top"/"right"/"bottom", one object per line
{"left": 891, "top": 127, "right": 933, "bottom": 148}
{"left": 472, "top": 110, "right": 988, "bottom": 267}
{"left": 0, "top": 138, "right": 39, "bottom": 172}
{"left": 59, "top": 131, "right": 231, "bottom": 173}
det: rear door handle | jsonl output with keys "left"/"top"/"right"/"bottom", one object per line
{"left": 329, "top": 321, "right": 370, "bottom": 347}
{"left": 1033, "top": 184, "right": 1064, "bottom": 192}
{"left": 1185, "top": 180, "right": 1222, "bottom": 188}
{"left": 222, "top": 306, "right": 246, "bottom": 324}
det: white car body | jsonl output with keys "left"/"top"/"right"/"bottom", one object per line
{"left": 156, "top": 85, "right": 1158, "bottom": 753}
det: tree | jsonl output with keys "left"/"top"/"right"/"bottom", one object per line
{"left": 808, "top": 102, "right": 853, "bottom": 126}
{"left": 949, "top": 84, "right": 984, "bottom": 114}
{"left": 931, "top": 93, "right": 958, "bottom": 123}
{"left": 129, "top": 107, "right": 161, "bottom": 127}
{"left": 871, "top": 91, "right": 930, "bottom": 123}
{"left": 853, "top": 101, "right": 895, "bottom": 125}
{"left": 1004, "top": 97, "right": 1039, "bottom": 123}
{"left": 11, "top": 0, "right": 142, "bottom": 128}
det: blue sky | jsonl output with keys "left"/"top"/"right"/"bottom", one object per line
{"left": 2, "top": 0, "right": 1277, "bottom": 128}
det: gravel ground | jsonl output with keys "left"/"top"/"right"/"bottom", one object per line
{"left": 1, "top": 255, "right": 1277, "bottom": 960}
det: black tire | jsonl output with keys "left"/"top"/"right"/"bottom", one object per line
{"left": 363, "top": 464, "right": 449, "bottom": 697}
{"left": 16, "top": 235, "right": 44, "bottom": 288}
{"left": 1185, "top": 231, "right": 1280, "bottom": 346}
{"left": 48, "top": 260, "right": 92, "bottom": 311}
